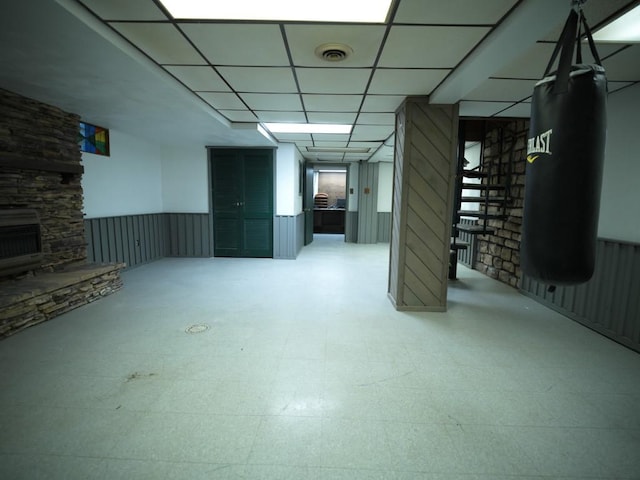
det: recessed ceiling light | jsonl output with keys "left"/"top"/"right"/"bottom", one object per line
{"left": 158, "top": 0, "right": 393, "bottom": 23}
{"left": 264, "top": 123, "right": 352, "bottom": 134}
{"left": 592, "top": 5, "right": 640, "bottom": 43}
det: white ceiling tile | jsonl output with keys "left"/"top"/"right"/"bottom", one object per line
{"left": 271, "top": 133, "right": 313, "bottom": 142}
{"left": 255, "top": 111, "right": 307, "bottom": 122}
{"left": 296, "top": 68, "right": 371, "bottom": 94}
{"left": 369, "top": 144, "right": 395, "bottom": 163}
{"left": 360, "top": 95, "right": 405, "bottom": 112}
{"left": 464, "top": 78, "right": 535, "bottom": 102}
{"left": 343, "top": 152, "right": 372, "bottom": 159}
{"left": 493, "top": 42, "right": 626, "bottom": 80}
{"left": 110, "top": 23, "right": 204, "bottom": 64}
{"left": 312, "top": 133, "right": 352, "bottom": 142}
{"left": 585, "top": 43, "right": 630, "bottom": 63}
{"left": 217, "top": 67, "right": 297, "bottom": 93}
{"left": 347, "top": 141, "right": 384, "bottom": 149}
{"left": 240, "top": 93, "right": 302, "bottom": 111}
{"left": 494, "top": 102, "right": 532, "bottom": 118}
{"left": 368, "top": 69, "right": 450, "bottom": 95}
{"left": 608, "top": 82, "right": 635, "bottom": 94}
{"left": 197, "top": 92, "right": 246, "bottom": 110}
{"left": 164, "top": 66, "right": 230, "bottom": 91}
{"left": 180, "top": 24, "right": 290, "bottom": 66}
{"left": 357, "top": 113, "right": 395, "bottom": 125}
{"left": 285, "top": 24, "right": 386, "bottom": 67}
{"left": 309, "top": 152, "right": 345, "bottom": 159}
{"left": 602, "top": 45, "right": 640, "bottom": 82}
{"left": 303, "top": 94, "right": 363, "bottom": 111}
{"left": 307, "top": 112, "right": 358, "bottom": 124}
{"left": 492, "top": 43, "right": 555, "bottom": 79}
{"left": 459, "top": 101, "right": 515, "bottom": 117}
{"left": 350, "top": 125, "right": 394, "bottom": 141}
{"left": 393, "top": 0, "right": 517, "bottom": 24}
{"left": 309, "top": 141, "right": 350, "bottom": 148}
{"left": 543, "top": 0, "right": 636, "bottom": 41}
{"left": 380, "top": 26, "right": 490, "bottom": 68}
{"left": 220, "top": 110, "right": 258, "bottom": 122}
{"left": 81, "top": 0, "right": 167, "bottom": 20}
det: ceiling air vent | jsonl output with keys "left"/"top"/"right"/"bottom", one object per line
{"left": 315, "top": 43, "right": 353, "bottom": 62}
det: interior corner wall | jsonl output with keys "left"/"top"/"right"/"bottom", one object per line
{"left": 275, "top": 143, "right": 301, "bottom": 216}
{"left": 598, "top": 83, "right": 640, "bottom": 243}
{"left": 376, "top": 162, "right": 393, "bottom": 242}
{"left": 377, "top": 162, "right": 393, "bottom": 212}
{"left": 273, "top": 143, "right": 304, "bottom": 259}
{"left": 161, "top": 144, "right": 209, "bottom": 213}
{"left": 82, "top": 129, "right": 163, "bottom": 218}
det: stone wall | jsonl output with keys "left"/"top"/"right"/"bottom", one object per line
{"left": 475, "top": 119, "right": 529, "bottom": 288}
{"left": 0, "top": 88, "right": 86, "bottom": 274}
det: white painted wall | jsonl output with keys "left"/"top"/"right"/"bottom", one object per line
{"left": 82, "top": 129, "right": 163, "bottom": 218}
{"left": 377, "top": 162, "right": 393, "bottom": 212}
{"left": 275, "top": 143, "right": 302, "bottom": 216}
{"left": 161, "top": 145, "right": 208, "bottom": 213}
{"left": 598, "top": 83, "right": 640, "bottom": 243}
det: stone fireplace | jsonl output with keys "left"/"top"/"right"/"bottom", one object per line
{"left": 0, "top": 88, "right": 124, "bottom": 338}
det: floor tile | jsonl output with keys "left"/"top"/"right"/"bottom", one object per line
{"left": 108, "top": 412, "right": 261, "bottom": 464}
{"left": 0, "top": 454, "right": 107, "bottom": 480}
{"left": 247, "top": 415, "right": 323, "bottom": 466}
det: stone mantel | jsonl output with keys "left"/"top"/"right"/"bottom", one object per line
{"left": 0, "top": 152, "right": 84, "bottom": 175}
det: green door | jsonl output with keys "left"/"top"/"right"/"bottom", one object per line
{"left": 211, "top": 149, "right": 273, "bottom": 258}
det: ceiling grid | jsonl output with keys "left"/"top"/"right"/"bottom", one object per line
{"left": 2, "top": 0, "right": 636, "bottom": 161}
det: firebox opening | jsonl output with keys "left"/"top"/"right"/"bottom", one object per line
{"left": 0, "top": 209, "right": 44, "bottom": 278}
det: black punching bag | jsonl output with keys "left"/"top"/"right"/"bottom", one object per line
{"left": 521, "top": 8, "right": 607, "bottom": 285}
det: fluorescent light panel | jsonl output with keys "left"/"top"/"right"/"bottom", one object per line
{"left": 265, "top": 123, "right": 352, "bottom": 134}
{"left": 592, "top": 5, "right": 640, "bottom": 43}
{"left": 159, "top": 0, "right": 393, "bottom": 23}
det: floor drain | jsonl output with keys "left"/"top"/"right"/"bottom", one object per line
{"left": 185, "top": 324, "right": 210, "bottom": 334}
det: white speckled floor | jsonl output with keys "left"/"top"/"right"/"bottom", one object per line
{"left": 1, "top": 234, "right": 639, "bottom": 479}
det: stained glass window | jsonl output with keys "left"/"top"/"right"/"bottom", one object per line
{"left": 79, "top": 121, "right": 110, "bottom": 156}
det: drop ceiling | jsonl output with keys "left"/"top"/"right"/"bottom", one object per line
{"left": 0, "top": 0, "right": 638, "bottom": 164}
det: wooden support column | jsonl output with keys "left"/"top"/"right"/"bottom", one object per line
{"left": 388, "top": 97, "right": 459, "bottom": 311}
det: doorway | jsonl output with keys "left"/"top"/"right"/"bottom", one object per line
{"left": 311, "top": 165, "right": 348, "bottom": 236}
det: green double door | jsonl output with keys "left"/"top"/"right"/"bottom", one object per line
{"left": 211, "top": 149, "right": 273, "bottom": 258}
